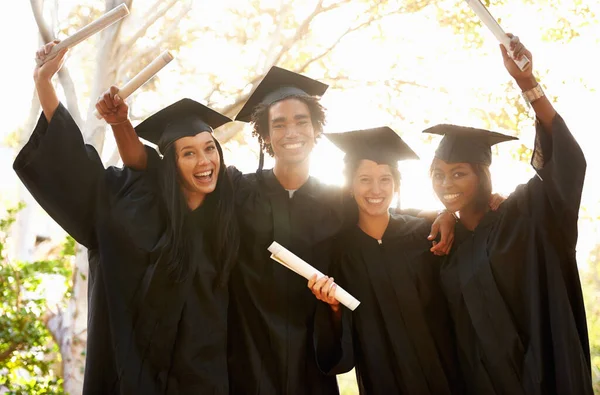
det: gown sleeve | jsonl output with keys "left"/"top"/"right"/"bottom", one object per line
{"left": 312, "top": 246, "right": 355, "bottom": 375}
{"left": 13, "top": 103, "right": 104, "bottom": 248}
{"left": 105, "top": 146, "right": 168, "bottom": 253}
{"left": 508, "top": 114, "right": 585, "bottom": 248}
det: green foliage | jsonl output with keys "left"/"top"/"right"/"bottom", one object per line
{"left": 0, "top": 206, "right": 74, "bottom": 394}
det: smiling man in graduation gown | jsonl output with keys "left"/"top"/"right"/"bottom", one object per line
{"left": 227, "top": 66, "right": 343, "bottom": 394}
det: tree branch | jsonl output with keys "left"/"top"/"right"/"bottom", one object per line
{"left": 297, "top": 4, "right": 410, "bottom": 74}
{"left": 122, "top": 0, "right": 179, "bottom": 50}
{"left": 117, "top": 1, "right": 191, "bottom": 79}
{"left": 0, "top": 343, "right": 21, "bottom": 364}
{"left": 30, "top": 0, "right": 83, "bottom": 127}
{"left": 42, "top": 306, "right": 65, "bottom": 351}
{"left": 266, "top": 0, "right": 326, "bottom": 69}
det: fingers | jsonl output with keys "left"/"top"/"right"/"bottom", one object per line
{"left": 499, "top": 43, "right": 511, "bottom": 62}
{"left": 307, "top": 274, "right": 317, "bottom": 289}
{"left": 96, "top": 95, "right": 111, "bottom": 116}
{"left": 428, "top": 222, "right": 440, "bottom": 241}
{"left": 309, "top": 276, "right": 339, "bottom": 306}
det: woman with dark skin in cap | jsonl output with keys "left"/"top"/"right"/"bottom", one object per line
{"left": 308, "top": 127, "right": 465, "bottom": 394}
{"left": 426, "top": 35, "right": 591, "bottom": 394}
{"left": 14, "top": 41, "right": 239, "bottom": 394}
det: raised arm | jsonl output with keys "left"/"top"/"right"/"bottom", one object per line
{"left": 34, "top": 41, "right": 66, "bottom": 121}
{"left": 95, "top": 86, "right": 148, "bottom": 170}
{"left": 502, "top": 34, "right": 585, "bottom": 245}
{"left": 15, "top": 42, "right": 105, "bottom": 248}
{"left": 501, "top": 34, "right": 556, "bottom": 131}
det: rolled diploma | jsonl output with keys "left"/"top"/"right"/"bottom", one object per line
{"left": 37, "top": 3, "right": 130, "bottom": 66}
{"left": 94, "top": 51, "right": 174, "bottom": 119}
{"left": 268, "top": 241, "right": 361, "bottom": 311}
{"left": 464, "top": 0, "right": 530, "bottom": 71}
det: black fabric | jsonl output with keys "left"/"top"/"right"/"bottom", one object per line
{"left": 326, "top": 126, "right": 419, "bottom": 164}
{"left": 314, "top": 215, "right": 464, "bottom": 394}
{"left": 423, "top": 124, "right": 517, "bottom": 165}
{"left": 439, "top": 114, "right": 592, "bottom": 394}
{"left": 235, "top": 66, "right": 329, "bottom": 123}
{"left": 134, "top": 98, "right": 231, "bottom": 154}
{"left": 13, "top": 104, "right": 229, "bottom": 394}
{"left": 226, "top": 167, "right": 344, "bottom": 394}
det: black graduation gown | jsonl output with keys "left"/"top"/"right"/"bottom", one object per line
{"left": 439, "top": 114, "right": 592, "bottom": 394}
{"left": 13, "top": 103, "right": 229, "bottom": 395}
{"left": 313, "top": 214, "right": 464, "bottom": 394}
{"left": 226, "top": 168, "right": 344, "bottom": 395}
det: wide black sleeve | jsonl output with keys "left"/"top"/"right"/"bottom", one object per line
{"left": 313, "top": 300, "right": 354, "bottom": 376}
{"left": 312, "top": 242, "right": 355, "bottom": 376}
{"left": 508, "top": 114, "right": 585, "bottom": 247}
{"left": 13, "top": 104, "right": 104, "bottom": 248}
{"left": 105, "top": 149, "right": 168, "bottom": 253}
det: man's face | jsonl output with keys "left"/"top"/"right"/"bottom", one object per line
{"left": 266, "top": 98, "right": 317, "bottom": 166}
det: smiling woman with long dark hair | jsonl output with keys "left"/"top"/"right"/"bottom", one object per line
{"left": 14, "top": 41, "right": 239, "bottom": 395}
{"left": 425, "top": 35, "right": 592, "bottom": 394}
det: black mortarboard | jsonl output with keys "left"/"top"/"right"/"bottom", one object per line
{"left": 423, "top": 124, "right": 518, "bottom": 166}
{"left": 235, "top": 66, "right": 329, "bottom": 123}
{"left": 326, "top": 126, "right": 419, "bottom": 165}
{"left": 135, "top": 98, "right": 232, "bottom": 154}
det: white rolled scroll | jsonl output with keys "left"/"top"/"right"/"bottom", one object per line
{"left": 464, "top": 0, "right": 530, "bottom": 71}
{"left": 36, "top": 3, "right": 130, "bottom": 66}
{"left": 268, "top": 241, "right": 361, "bottom": 311}
{"left": 94, "top": 50, "right": 174, "bottom": 119}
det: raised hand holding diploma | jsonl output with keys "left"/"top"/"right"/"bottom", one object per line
{"left": 95, "top": 86, "right": 129, "bottom": 126}
{"left": 36, "top": 3, "right": 130, "bottom": 66}
{"left": 500, "top": 34, "right": 534, "bottom": 82}
{"left": 34, "top": 41, "right": 68, "bottom": 83}
{"left": 268, "top": 242, "right": 361, "bottom": 311}
{"left": 94, "top": 51, "right": 174, "bottom": 120}
{"left": 464, "top": 0, "right": 530, "bottom": 71}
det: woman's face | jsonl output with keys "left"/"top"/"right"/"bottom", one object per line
{"left": 430, "top": 158, "right": 479, "bottom": 213}
{"left": 351, "top": 160, "right": 397, "bottom": 218}
{"left": 174, "top": 132, "right": 221, "bottom": 199}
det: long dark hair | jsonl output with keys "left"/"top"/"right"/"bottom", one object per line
{"left": 158, "top": 136, "right": 239, "bottom": 287}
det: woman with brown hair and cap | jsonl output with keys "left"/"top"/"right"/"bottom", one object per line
{"left": 425, "top": 35, "right": 591, "bottom": 394}
{"left": 308, "top": 127, "right": 465, "bottom": 394}
{"left": 14, "top": 41, "right": 239, "bottom": 394}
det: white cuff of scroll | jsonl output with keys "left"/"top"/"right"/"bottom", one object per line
{"left": 268, "top": 242, "right": 361, "bottom": 311}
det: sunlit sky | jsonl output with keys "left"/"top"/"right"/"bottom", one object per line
{"left": 1, "top": 0, "right": 599, "bottom": 269}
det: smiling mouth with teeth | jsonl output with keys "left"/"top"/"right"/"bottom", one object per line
{"left": 194, "top": 170, "right": 214, "bottom": 180}
{"left": 366, "top": 198, "right": 385, "bottom": 204}
{"left": 283, "top": 142, "right": 304, "bottom": 149}
{"left": 443, "top": 193, "right": 462, "bottom": 202}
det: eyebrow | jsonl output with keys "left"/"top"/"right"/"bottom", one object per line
{"left": 271, "top": 114, "right": 310, "bottom": 124}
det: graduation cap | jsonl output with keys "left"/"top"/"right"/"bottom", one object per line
{"left": 326, "top": 126, "right": 420, "bottom": 165}
{"left": 135, "top": 98, "right": 232, "bottom": 154}
{"left": 423, "top": 124, "right": 518, "bottom": 166}
{"left": 235, "top": 66, "right": 329, "bottom": 123}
